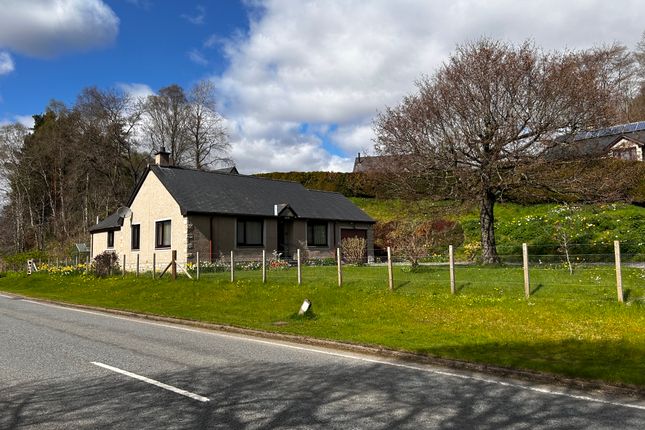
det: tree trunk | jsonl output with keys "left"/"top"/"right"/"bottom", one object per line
{"left": 480, "top": 190, "right": 500, "bottom": 264}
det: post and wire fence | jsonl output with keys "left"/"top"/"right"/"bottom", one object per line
{"left": 14, "top": 240, "right": 645, "bottom": 304}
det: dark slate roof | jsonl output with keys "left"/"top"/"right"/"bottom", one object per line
{"left": 132, "top": 165, "right": 374, "bottom": 223}
{"left": 88, "top": 211, "right": 123, "bottom": 233}
{"left": 213, "top": 166, "right": 239, "bottom": 174}
{"left": 550, "top": 122, "right": 645, "bottom": 159}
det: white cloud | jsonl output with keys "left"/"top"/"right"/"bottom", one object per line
{"left": 14, "top": 115, "right": 35, "bottom": 129}
{"left": 188, "top": 49, "right": 209, "bottom": 66}
{"left": 182, "top": 5, "right": 206, "bottom": 25}
{"left": 0, "top": 52, "right": 15, "bottom": 75}
{"left": 116, "top": 82, "right": 155, "bottom": 102}
{"left": 0, "top": 0, "right": 119, "bottom": 58}
{"left": 216, "top": 0, "right": 645, "bottom": 172}
{"left": 0, "top": 114, "right": 35, "bottom": 129}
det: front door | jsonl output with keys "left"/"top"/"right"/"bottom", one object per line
{"left": 277, "top": 219, "right": 291, "bottom": 258}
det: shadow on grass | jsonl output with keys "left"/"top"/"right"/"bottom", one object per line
{"left": 456, "top": 282, "right": 470, "bottom": 293}
{"left": 394, "top": 281, "right": 410, "bottom": 291}
{"left": 531, "top": 283, "right": 545, "bottom": 296}
{"left": 2, "top": 355, "right": 643, "bottom": 430}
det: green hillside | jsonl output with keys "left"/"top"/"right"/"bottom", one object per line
{"left": 351, "top": 198, "right": 645, "bottom": 258}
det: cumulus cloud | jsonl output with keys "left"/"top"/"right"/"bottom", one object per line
{"left": 215, "top": 0, "right": 645, "bottom": 172}
{"left": 0, "top": 0, "right": 119, "bottom": 58}
{"left": 0, "top": 114, "right": 35, "bottom": 129}
{"left": 14, "top": 115, "right": 35, "bottom": 129}
{"left": 0, "top": 52, "right": 14, "bottom": 75}
{"left": 116, "top": 82, "right": 155, "bottom": 102}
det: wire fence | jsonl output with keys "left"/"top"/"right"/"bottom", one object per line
{"left": 18, "top": 240, "right": 645, "bottom": 304}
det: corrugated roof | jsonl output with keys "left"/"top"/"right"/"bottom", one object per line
{"left": 143, "top": 165, "right": 374, "bottom": 222}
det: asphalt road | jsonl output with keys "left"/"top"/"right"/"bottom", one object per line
{"left": 1, "top": 294, "right": 644, "bottom": 429}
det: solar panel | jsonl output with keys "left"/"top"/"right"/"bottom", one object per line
{"left": 623, "top": 123, "right": 638, "bottom": 133}
{"left": 590, "top": 130, "right": 600, "bottom": 138}
{"left": 637, "top": 122, "right": 645, "bottom": 132}
{"left": 598, "top": 128, "right": 612, "bottom": 137}
{"left": 610, "top": 126, "right": 621, "bottom": 135}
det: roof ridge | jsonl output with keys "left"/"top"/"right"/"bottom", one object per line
{"left": 154, "top": 165, "right": 304, "bottom": 186}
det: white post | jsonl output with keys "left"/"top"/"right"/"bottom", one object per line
{"left": 196, "top": 252, "right": 200, "bottom": 281}
{"left": 449, "top": 245, "right": 455, "bottom": 294}
{"left": 297, "top": 249, "right": 302, "bottom": 285}
{"left": 230, "top": 250, "right": 235, "bottom": 282}
{"left": 522, "top": 243, "right": 530, "bottom": 298}
{"left": 614, "top": 240, "right": 624, "bottom": 303}
{"left": 337, "top": 247, "right": 342, "bottom": 287}
{"left": 262, "top": 249, "right": 266, "bottom": 284}
{"left": 387, "top": 246, "right": 393, "bottom": 291}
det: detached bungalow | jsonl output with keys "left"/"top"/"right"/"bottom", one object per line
{"left": 89, "top": 149, "right": 375, "bottom": 268}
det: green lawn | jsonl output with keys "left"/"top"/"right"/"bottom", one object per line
{"left": 1, "top": 264, "right": 644, "bottom": 387}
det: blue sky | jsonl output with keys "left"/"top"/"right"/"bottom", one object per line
{"left": 1, "top": 1, "right": 645, "bottom": 173}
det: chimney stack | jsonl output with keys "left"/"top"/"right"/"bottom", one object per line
{"left": 155, "top": 146, "right": 171, "bottom": 166}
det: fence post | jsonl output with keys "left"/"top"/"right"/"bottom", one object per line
{"left": 86, "top": 256, "right": 90, "bottom": 274}
{"left": 297, "top": 249, "right": 302, "bottom": 285}
{"left": 614, "top": 240, "right": 624, "bottom": 303}
{"left": 262, "top": 249, "right": 266, "bottom": 284}
{"left": 196, "top": 252, "right": 200, "bottom": 281}
{"left": 522, "top": 243, "right": 530, "bottom": 298}
{"left": 230, "top": 250, "right": 235, "bottom": 282}
{"left": 136, "top": 254, "right": 140, "bottom": 277}
{"left": 449, "top": 245, "right": 455, "bottom": 294}
{"left": 152, "top": 253, "right": 156, "bottom": 279}
{"left": 123, "top": 254, "right": 126, "bottom": 278}
{"left": 387, "top": 246, "right": 393, "bottom": 291}
{"left": 171, "top": 250, "right": 177, "bottom": 280}
{"left": 337, "top": 247, "right": 342, "bottom": 287}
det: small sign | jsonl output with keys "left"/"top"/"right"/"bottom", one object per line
{"left": 298, "top": 299, "right": 312, "bottom": 316}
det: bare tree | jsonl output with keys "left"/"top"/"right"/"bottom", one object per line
{"left": 142, "top": 84, "right": 190, "bottom": 165}
{"left": 375, "top": 39, "right": 622, "bottom": 264}
{"left": 186, "top": 80, "right": 231, "bottom": 170}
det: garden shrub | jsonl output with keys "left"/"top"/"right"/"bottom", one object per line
{"left": 93, "top": 251, "right": 119, "bottom": 277}
{"left": 341, "top": 237, "right": 367, "bottom": 265}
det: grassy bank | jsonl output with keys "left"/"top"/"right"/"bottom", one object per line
{"left": 2, "top": 264, "right": 645, "bottom": 387}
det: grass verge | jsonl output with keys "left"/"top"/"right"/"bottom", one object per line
{"left": 1, "top": 265, "right": 644, "bottom": 387}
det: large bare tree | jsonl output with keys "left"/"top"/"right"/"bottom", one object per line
{"left": 186, "top": 80, "right": 231, "bottom": 170}
{"left": 375, "top": 39, "right": 622, "bottom": 264}
{"left": 142, "top": 84, "right": 190, "bottom": 165}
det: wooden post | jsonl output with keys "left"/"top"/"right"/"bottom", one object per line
{"left": 196, "top": 252, "right": 200, "bottom": 281}
{"left": 297, "top": 249, "right": 302, "bottom": 285}
{"left": 152, "top": 253, "right": 156, "bottom": 279}
{"left": 171, "top": 250, "right": 177, "bottom": 280}
{"left": 337, "top": 247, "right": 342, "bottom": 287}
{"left": 522, "top": 243, "right": 530, "bottom": 298}
{"left": 136, "top": 254, "right": 140, "bottom": 277}
{"left": 614, "top": 240, "right": 624, "bottom": 303}
{"left": 86, "top": 256, "right": 90, "bottom": 274}
{"left": 230, "top": 250, "right": 234, "bottom": 282}
{"left": 387, "top": 246, "right": 393, "bottom": 291}
{"left": 75, "top": 255, "right": 78, "bottom": 266}
{"left": 262, "top": 249, "right": 266, "bottom": 284}
{"left": 122, "top": 254, "right": 126, "bottom": 278}
{"left": 449, "top": 245, "right": 455, "bottom": 294}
